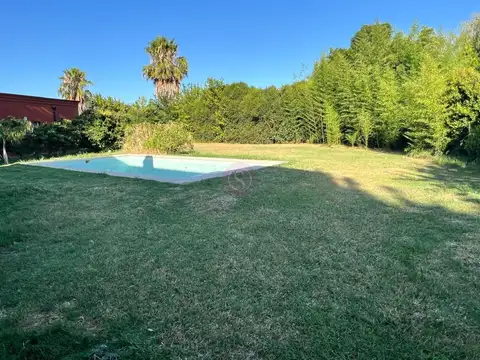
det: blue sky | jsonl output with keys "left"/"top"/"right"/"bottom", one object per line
{"left": 1, "top": 1, "right": 478, "bottom": 103}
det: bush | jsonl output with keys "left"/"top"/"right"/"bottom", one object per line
{"left": 9, "top": 120, "right": 93, "bottom": 159}
{"left": 74, "top": 95, "right": 178, "bottom": 151}
{"left": 76, "top": 95, "right": 131, "bottom": 151}
{"left": 80, "top": 109, "right": 128, "bottom": 151}
{"left": 124, "top": 122, "right": 193, "bottom": 154}
{"left": 464, "top": 126, "right": 480, "bottom": 160}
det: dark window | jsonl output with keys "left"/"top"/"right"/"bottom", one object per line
{"left": 51, "top": 105, "right": 57, "bottom": 122}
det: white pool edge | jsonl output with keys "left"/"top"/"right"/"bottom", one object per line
{"left": 26, "top": 154, "right": 284, "bottom": 184}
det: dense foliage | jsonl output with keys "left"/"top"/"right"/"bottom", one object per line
{"left": 6, "top": 94, "right": 188, "bottom": 158}
{"left": 124, "top": 122, "right": 193, "bottom": 154}
{"left": 173, "top": 20, "right": 480, "bottom": 159}
{"left": 9, "top": 120, "right": 84, "bottom": 159}
{"left": 0, "top": 117, "right": 31, "bottom": 164}
{"left": 5, "top": 17, "right": 480, "bottom": 160}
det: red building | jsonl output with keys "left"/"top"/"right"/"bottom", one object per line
{"left": 0, "top": 93, "right": 79, "bottom": 124}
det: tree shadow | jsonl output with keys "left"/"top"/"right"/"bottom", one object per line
{"left": 0, "top": 325, "right": 96, "bottom": 360}
{"left": 393, "top": 161, "right": 480, "bottom": 208}
{"left": 0, "top": 162, "right": 479, "bottom": 359}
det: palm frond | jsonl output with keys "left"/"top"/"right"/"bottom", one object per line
{"left": 143, "top": 36, "right": 189, "bottom": 99}
{"left": 58, "top": 68, "right": 93, "bottom": 106}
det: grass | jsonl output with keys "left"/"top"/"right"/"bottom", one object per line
{"left": 1, "top": 143, "right": 479, "bottom": 359}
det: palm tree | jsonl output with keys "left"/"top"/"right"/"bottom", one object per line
{"left": 143, "top": 36, "right": 188, "bottom": 99}
{"left": 58, "top": 68, "right": 93, "bottom": 113}
{"left": 0, "top": 117, "right": 31, "bottom": 165}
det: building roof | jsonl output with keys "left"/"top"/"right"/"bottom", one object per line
{"left": 0, "top": 92, "right": 79, "bottom": 105}
{"left": 0, "top": 92, "right": 80, "bottom": 123}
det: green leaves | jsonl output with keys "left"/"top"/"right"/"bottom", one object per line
{"left": 324, "top": 102, "right": 341, "bottom": 145}
{"left": 143, "top": 36, "right": 189, "bottom": 99}
{"left": 0, "top": 118, "right": 31, "bottom": 143}
{"left": 445, "top": 67, "right": 480, "bottom": 143}
{"left": 124, "top": 123, "right": 193, "bottom": 154}
{"left": 463, "top": 125, "right": 480, "bottom": 159}
{"left": 58, "top": 68, "right": 93, "bottom": 111}
{"left": 403, "top": 54, "right": 450, "bottom": 154}
{"left": 48, "top": 19, "right": 480, "bottom": 156}
{"left": 373, "top": 67, "right": 401, "bottom": 148}
{"left": 0, "top": 117, "right": 31, "bottom": 164}
{"left": 345, "top": 130, "right": 360, "bottom": 147}
{"left": 463, "top": 14, "right": 480, "bottom": 60}
{"left": 358, "top": 110, "right": 373, "bottom": 148}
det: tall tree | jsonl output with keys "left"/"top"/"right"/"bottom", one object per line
{"left": 464, "top": 14, "right": 480, "bottom": 59}
{"left": 324, "top": 102, "right": 341, "bottom": 145}
{"left": 204, "top": 78, "right": 227, "bottom": 141}
{"left": 445, "top": 67, "right": 480, "bottom": 146}
{"left": 58, "top": 68, "right": 93, "bottom": 113}
{"left": 403, "top": 54, "right": 449, "bottom": 154}
{"left": 0, "top": 117, "right": 31, "bottom": 164}
{"left": 373, "top": 67, "right": 401, "bottom": 148}
{"left": 143, "top": 36, "right": 189, "bottom": 99}
{"left": 349, "top": 22, "right": 393, "bottom": 67}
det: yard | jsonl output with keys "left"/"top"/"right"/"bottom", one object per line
{"left": 1, "top": 144, "right": 479, "bottom": 359}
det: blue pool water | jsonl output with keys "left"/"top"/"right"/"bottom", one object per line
{"left": 30, "top": 155, "right": 283, "bottom": 184}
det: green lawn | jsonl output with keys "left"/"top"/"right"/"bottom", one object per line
{"left": 1, "top": 144, "right": 479, "bottom": 359}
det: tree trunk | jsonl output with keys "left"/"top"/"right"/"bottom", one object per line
{"left": 2, "top": 138, "right": 8, "bottom": 165}
{"left": 155, "top": 80, "right": 179, "bottom": 99}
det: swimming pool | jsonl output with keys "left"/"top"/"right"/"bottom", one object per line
{"left": 28, "top": 155, "right": 283, "bottom": 184}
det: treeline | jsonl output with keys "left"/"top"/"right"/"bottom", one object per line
{"left": 7, "top": 18, "right": 480, "bottom": 160}
{"left": 173, "top": 20, "right": 480, "bottom": 157}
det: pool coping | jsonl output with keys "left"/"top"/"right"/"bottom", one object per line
{"left": 26, "top": 154, "right": 285, "bottom": 184}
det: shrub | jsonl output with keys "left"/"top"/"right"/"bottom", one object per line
{"left": 75, "top": 94, "right": 137, "bottom": 151}
{"left": 1, "top": 117, "right": 32, "bottom": 164}
{"left": 146, "top": 122, "right": 194, "bottom": 153}
{"left": 464, "top": 126, "right": 480, "bottom": 160}
{"left": 9, "top": 120, "right": 92, "bottom": 159}
{"left": 74, "top": 95, "right": 178, "bottom": 151}
{"left": 124, "top": 122, "right": 193, "bottom": 154}
{"left": 77, "top": 107, "right": 129, "bottom": 151}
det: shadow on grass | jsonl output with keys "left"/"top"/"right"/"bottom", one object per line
{"left": 0, "top": 163, "right": 479, "bottom": 359}
{"left": 0, "top": 325, "right": 95, "bottom": 360}
{"left": 395, "top": 161, "right": 480, "bottom": 207}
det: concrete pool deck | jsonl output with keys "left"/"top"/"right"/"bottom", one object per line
{"left": 27, "top": 154, "right": 284, "bottom": 184}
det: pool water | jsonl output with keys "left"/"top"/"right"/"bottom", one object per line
{"left": 29, "top": 155, "right": 283, "bottom": 184}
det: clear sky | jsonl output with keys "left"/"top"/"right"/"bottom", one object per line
{"left": 1, "top": 1, "right": 478, "bottom": 103}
